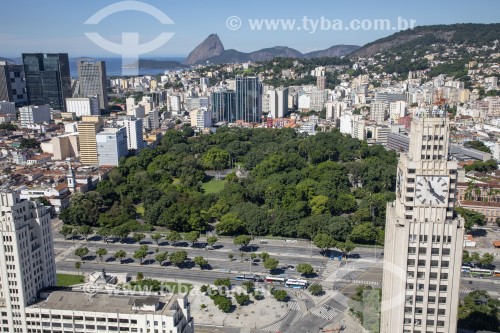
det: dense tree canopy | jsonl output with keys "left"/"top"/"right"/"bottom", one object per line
{"left": 59, "top": 127, "right": 397, "bottom": 243}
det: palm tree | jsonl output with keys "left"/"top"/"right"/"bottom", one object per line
{"left": 464, "top": 181, "right": 475, "bottom": 201}
{"left": 474, "top": 186, "right": 482, "bottom": 201}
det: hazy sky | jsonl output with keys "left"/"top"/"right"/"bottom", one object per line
{"left": 1, "top": 0, "right": 499, "bottom": 58}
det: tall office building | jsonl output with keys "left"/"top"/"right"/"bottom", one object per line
{"left": 117, "top": 116, "right": 145, "bottom": 151}
{"left": 66, "top": 96, "right": 100, "bottom": 117}
{"left": 211, "top": 89, "right": 235, "bottom": 123}
{"left": 235, "top": 77, "right": 262, "bottom": 123}
{"left": 0, "top": 61, "right": 27, "bottom": 106}
{"left": 19, "top": 104, "right": 51, "bottom": 128}
{"left": 0, "top": 189, "right": 56, "bottom": 332}
{"left": 77, "top": 60, "right": 108, "bottom": 111}
{"left": 381, "top": 111, "right": 465, "bottom": 333}
{"left": 316, "top": 75, "right": 326, "bottom": 90}
{"left": 96, "top": 127, "right": 128, "bottom": 166}
{"left": 78, "top": 116, "right": 103, "bottom": 165}
{"left": 370, "top": 101, "right": 388, "bottom": 123}
{"left": 22, "top": 53, "right": 71, "bottom": 111}
{"left": 0, "top": 188, "right": 194, "bottom": 333}
{"left": 269, "top": 88, "right": 289, "bottom": 118}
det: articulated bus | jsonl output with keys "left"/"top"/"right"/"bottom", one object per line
{"left": 461, "top": 266, "right": 471, "bottom": 273}
{"left": 284, "top": 279, "right": 308, "bottom": 289}
{"left": 469, "top": 268, "right": 493, "bottom": 277}
{"left": 235, "top": 275, "right": 261, "bottom": 282}
{"left": 265, "top": 276, "right": 286, "bottom": 284}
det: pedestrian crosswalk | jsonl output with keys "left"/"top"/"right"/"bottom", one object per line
{"left": 262, "top": 321, "right": 282, "bottom": 332}
{"left": 288, "top": 301, "right": 300, "bottom": 311}
{"left": 312, "top": 306, "right": 340, "bottom": 320}
{"left": 460, "top": 288, "right": 472, "bottom": 294}
{"left": 338, "top": 279, "right": 380, "bottom": 286}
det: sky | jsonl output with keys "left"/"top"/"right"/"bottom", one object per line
{"left": 1, "top": 0, "right": 499, "bottom": 59}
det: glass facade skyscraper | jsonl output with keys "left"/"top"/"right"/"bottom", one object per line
{"left": 211, "top": 89, "right": 235, "bottom": 123}
{"left": 235, "top": 77, "right": 262, "bottom": 123}
{"left": 22, "top": 53, "right": 71, "bottom": 111}
{"left": 0, "top": 63, "right": 27, "bottom": 106}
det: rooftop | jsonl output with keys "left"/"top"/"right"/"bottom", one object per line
{"left": 31, "top": 290, "right": 178, "bottom": 316}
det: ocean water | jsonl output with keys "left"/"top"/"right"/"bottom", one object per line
{"left": 69, "top": 57, "right": 186, "bottom": 77}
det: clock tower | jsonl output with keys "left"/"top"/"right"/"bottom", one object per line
{"left": 381, "top": 110, "right": 465, "bottom": 333}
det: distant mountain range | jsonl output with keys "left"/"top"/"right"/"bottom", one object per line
{"left": 0, "top": 57, "right": 18, "bottom": 64}
{"left": 349, "top": 23, "right": 500, "bottom": 58}
{"left": 185, "top": 34, "right": 360, "bottom": 65}
{"left": 2, "top": 23, "right": 499, "bottom": 70}
{"left": 186, "top": 23, "right": 500, "bottom": 65}
{"left": 124, "top": 59, "right": 189, "bottom": 69}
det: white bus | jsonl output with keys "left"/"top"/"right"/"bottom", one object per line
{"left": 461, "top": 266, "right": 471, "bottom": 273}
{"left": 470, "top": 268, "right": 493, "bottom": 276}
{"left": 285, "top": 279, "right": 308, "bottom": 289}
{"left": 265, "top": 276, "right": 286, "bottom": 284}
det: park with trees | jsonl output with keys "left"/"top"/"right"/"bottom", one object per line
{"left": 59, "top": 127, "right": 398, "bottom": 248}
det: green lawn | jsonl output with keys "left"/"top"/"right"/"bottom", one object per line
{"left": 57, "top": 274, "right": 84, "bottom": 287}
{"left": 172, "top": 178, "right": 181, "bottom": 185}
{"left": 202, "top": 179, "right": 227, "bottom": 194}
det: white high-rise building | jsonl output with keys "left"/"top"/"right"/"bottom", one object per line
{"left": 381, "top": 111, "right": 465, "bottom": 333}
{"left": 390, "top": 101, "right": 407, "bottom": 121}
{"left": 19, "top": 104, "right": 51, "bottom": 128}
{"left": 117, "top": 116, "right": 145, "bottom": 151}
{"left": 66, "top": 96, "right": 100, "bottom": 117}
{"left": 370, "top": 101, "right": 388, "bottom": 123}
{"left": 0, "top": 188, "right": 194, "bottom": 333}
{"left": 96, "top": 127, "right": 128, "bottom": 166}
{"left": 144, "top": 109, "right": 160, "bottom": 130}
{"left": 269, "top": 88, "right": 289, "bottom": 118}
{"left": 190, "top": 107, "right": 212, "bottom": 130}
{"left": 0, "top": 189, "right": 56, "bottom": 332}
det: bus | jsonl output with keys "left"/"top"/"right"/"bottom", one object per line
{"left": 285, "top": 279, "right": 308, "bottom": 289}
{"left": 234, "top": 275, "right": 261, "bottom": 282}
{"left": 470, "top": 268, "right": 493, "bottom": 276}
{"left": 461, "top": 266, "right": 471, "bottom": 273}
{"left": 265, "top": 276, "right": 286, "bottom": 284}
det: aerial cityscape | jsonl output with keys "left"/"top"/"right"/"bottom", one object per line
{"left": 0, "top": 1, "right": 499, "bottom": 333}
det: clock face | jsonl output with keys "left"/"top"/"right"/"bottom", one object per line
{"left": 415, "top": 176, "right": 449, "bottom": 206}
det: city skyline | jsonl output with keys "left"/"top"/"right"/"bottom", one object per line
{"left": 0, "top": 0, "right": 499, "bottom": 58}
